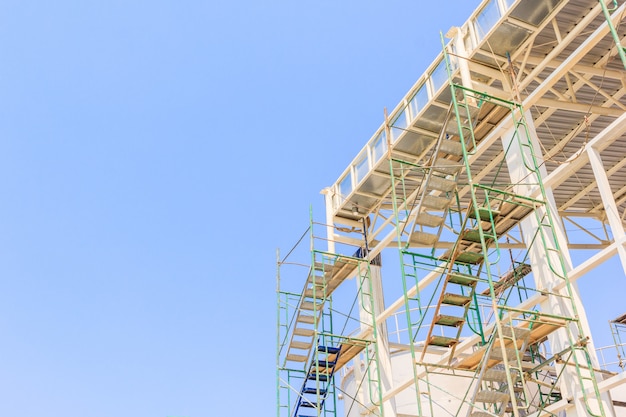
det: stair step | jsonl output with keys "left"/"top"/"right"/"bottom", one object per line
{"left": 301, "top": 301, "right": 323, "bottom": 311}
{"left": 442, "top": 293, "right": 472, "bottom": 306}
{"left": 475, "top": 390, "right": 510, "bottom": 403}
{"left": 448, "top": 272, "right": 478, "bottom": 286}
{"left": 305, "top": 279, "right": 326, "bottom": 290}
{"left": 410, "top": 231, "right": 438, "bottom": 245}
{"left": 455, "top": 251, "right": 484, "bottom": 265}
{"left": 514, "top": 360, "right": 541, "bottom": 371}
{"left": 445, "top": 118, "right": 472, "bottom": 136}
{"left": 423, "top": 195, "right": 452, "bottom": 210}
{"left": 470, "top": 412, "right": 494, "bottom": 417}
{"left": 440, "top": 249, "right": 484, "bottom": 265}
{"left": 286, "top": 354, "right": 309, "bottom": 362}
{"left": 469, "top": 207, "right": 500, "bottom": 221}
{"left": 313, "top": 261, "right": 330, "bottom": 269}
{"left": 428, "top": 175, "right": 457, "bottom": 192}
{"left": 300, "top": 401, "right": 318, "bottom": 408}
{"left": 297, "top": 314, "right": 317, "bottom": 324}
{"left": 462, "top": 229, "right": 494, "bottom": 243}
{"left": 302, "top": 387, "right": 327, "bottom": 395}
{"left": 313, "top": 360, "right": 336, "bottom": 368}
{"left": 439, "top": 139, "right": 464, "bottom": 156}
{"left": 428, "top": 335, "right": 459, "bottom": 347}
{"left": 415, "top": 212, "right": 446, "bottom": 227}
{"left": 294, "top": 328, "right": 315, "bottom": 337}
{"left": 318, "top": 346, "right": 341, "bottom": 355}
{"left": 483, "top": 369, "right": 511, "bottom": 382}
{"left": 434, "top": 314, "right": 465, "bottom": 327}
{"left": 290, "top": 341, "right": 313, "bottom": 350}
{"left": 304, "top": 289, "right": 325, "bottom": 299}
{"left": 307, "top": 373, "right": 330, "bottom": 382}
{"left": 499, "top": 326, "right": 531, "bottom": 340}
{"left": 432, "top": 158, "right": 463, "bottom": 175}
{"left": 489, "top": 347, "right": 520, "bottom": 361}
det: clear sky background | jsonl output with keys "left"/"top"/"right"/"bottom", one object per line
{"left": 0, "top": 1, "right": 623, "bottom": 417}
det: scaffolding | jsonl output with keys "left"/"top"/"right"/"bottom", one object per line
{"left": 277, "top": 0, "right": 626, "bottom": 416}
{"left": 276, "top": 217, "right": 383, "bottom": 417}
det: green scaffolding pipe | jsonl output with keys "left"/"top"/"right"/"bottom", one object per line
{"left": 600, "top": 0, "right": 626, "bottom": 71}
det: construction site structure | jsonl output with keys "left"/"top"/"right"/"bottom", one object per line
{"left": 276, "top": 1, "right": 626, "bottom": 417}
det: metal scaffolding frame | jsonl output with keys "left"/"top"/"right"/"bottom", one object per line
{"left": 277, "top": 0, "right": 626, "bottom": 416}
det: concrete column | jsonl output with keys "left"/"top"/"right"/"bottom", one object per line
{"left": 357, "top": 261, "right": 397, "bottom": 417}
{"left": 500, "top": 110, "right": 615, "bottom": 417}
{"left": 588, "top": 147, "right": 626, "bottom": 276}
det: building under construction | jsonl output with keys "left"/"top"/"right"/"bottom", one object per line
{"left": 276, "top": 1, "right": 626, "bottom": 416}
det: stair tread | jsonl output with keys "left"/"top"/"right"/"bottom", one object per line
{"left": 470, "top": 412, "right": 495, "bottom": 417}
{"left": 318, "top": 345, "right": 341, "bottom": 355}
{"left": 439, "top": 139, "right": 464, "bottom": 156}
{"left": 455, "top": 251, "right": 485, "bottom": 264}
{"left": 428, "top": 335, "right": 459, "bottom": 347}
{"left": 290, "top": 341, "right": 313, "bottom": 350}
{"left": 423, "top": 195, "right": 453, "bottom": 210}
{"left": 294, "top": 328, "right": 315, "bottom": 337}
{"left": 427, "top": 175, "right": 457, "bottom": 192}
{"left": 415, "top": 212, "right": 446, "bottom": 227}
{"left": 489, "top": 347, "right": 520, "bottom": 361}
{"left": 313, "top": 360, "right": 336, "bottom": 368}
{"left": 301, "top": 301, "right": 323, "bottom": 311}
{"left": 440, "top": 249, "right": 484, "bottom": 265}
{"left": 463, "top": 229, "right": 495, "bottom": 243}
{"left": 434, "top": 314, "right": 465, "bottom": 327}
{"left": 469, "top": 207, "right": 501, "bottom": 221}
{"left": 302, "top": 387, "right": 327, "bottom": 395}
{"left": 475, "top": 390, "right": 510, "bottom": 403}
{"left": 297, "top": 314, "right": 317, "bottom": 324}
{"left": 303, "top": 289, "right": 325, "bottom": 299}
{"left": 286, "top": 354, "right": 309, "bottom": 362}
{"left": 499, "top": 326, "right": 532, "bottom": 340}
{"left": 442, "top": 292, "right": 472, "bottom": 306}
{"left": 445, "top": 118, "right": 472, "bottom": 136}
{"left": 483, "top": 368, "right": 518, "bottom": 382}
{"left": 448, "top": 272, "right": 478, "bottom": 286}
{"left": 432, "top": 158, "right": 463, "bottom": 175}
{"left": 307, "top": 373, "right": 330, "bottom": 382}
{"left": 410, "top": 231, "right": 439, "bottom": 245}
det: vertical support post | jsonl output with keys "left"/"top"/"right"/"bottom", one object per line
{"left": 322, "top": 187, "right": 337, "bottom": 254}
{"left": 500, "top": 110, "right": 615, "bottom": 417}
{"left": 588, "top": 147, "right": 626, "bottom": 276}
{"left": 276, "top": 249, "right": 281, "bottom": 417}
{"left": 448, "top": 26, "right": 474, "bottom": 93}
{"left": 373, "top": 264, "right": 397, "bottom": 417}
{"left": 357, "top": 261, "right": 397, "bottom": 417}
{"left": 599, "top": 0, "right": 626, "bottom": 71}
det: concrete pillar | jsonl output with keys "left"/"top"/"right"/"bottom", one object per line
{"left": 588, "top": 147, "right": 626, "bottom": 276}
{"left": 357, "top": 261, "right": 397, "bottom": 417}
{"left": 500, "top": 110, "right": 615, "bottom": 417}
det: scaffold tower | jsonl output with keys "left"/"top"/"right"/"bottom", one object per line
{"left": 277, "top": 0, "right": 626, "bottom": 416}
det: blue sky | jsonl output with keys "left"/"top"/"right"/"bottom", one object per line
{"left": 3, "top": 1, "right": 622, "bottom": 416}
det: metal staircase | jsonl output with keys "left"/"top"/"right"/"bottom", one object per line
{"left": 293, "top": 345, "right": 342, "bottom": 417}
{"left": 277, "top": 222, "right": 378, "bottom": 417}
{"left": 384, "top": 37, "right": 612, "bottom": 417}
{"left": 450, "top": 72, "right": 606, "bottom": 417}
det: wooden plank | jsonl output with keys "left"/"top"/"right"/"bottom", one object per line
{"left": 334, "top": 340, "right": 369, "bottom": 371}
{"left": 455, "top": 320, "right": 563, "bottom": 370}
